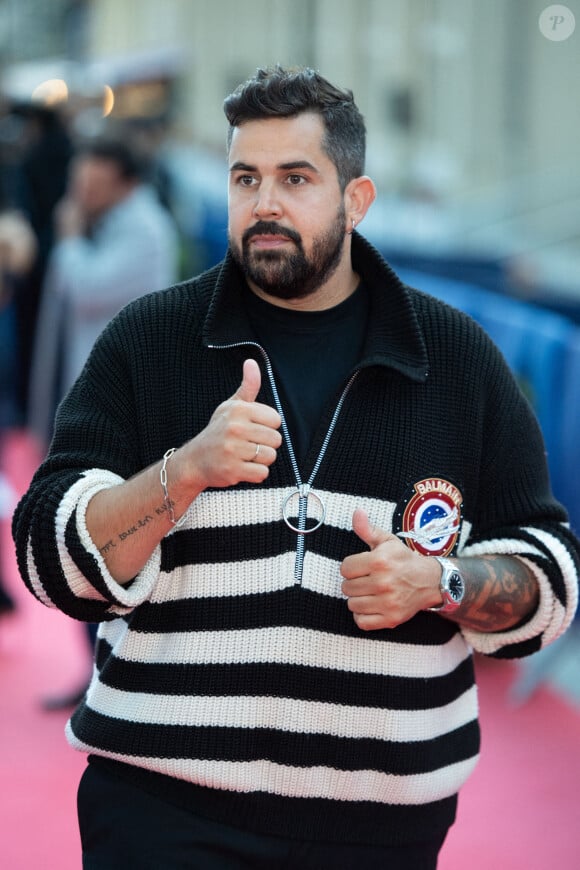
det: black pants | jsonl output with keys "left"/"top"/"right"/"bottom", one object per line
{"left": 78, "top": 764, "right": 447, "bottom": 870}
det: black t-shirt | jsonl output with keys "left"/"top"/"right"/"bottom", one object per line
{"left": 243, "top": 283, "right": 369, "bottom": 465}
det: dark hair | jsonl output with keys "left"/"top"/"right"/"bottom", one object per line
{"left": 76, "top": 139, "right": 147, "bottom": 182}
{"left": 223, "top": 65, "right": 366, "bottom": 190}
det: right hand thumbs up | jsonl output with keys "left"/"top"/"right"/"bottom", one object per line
{"left": 233, "top": 358, "right": 262, "bottom": 404}
{"left": 186, "top": 359, "right": 282, "bottom": 490}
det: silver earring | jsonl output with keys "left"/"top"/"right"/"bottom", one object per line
{"left": 346, "top": 219, "right": 356, "bottom": 235}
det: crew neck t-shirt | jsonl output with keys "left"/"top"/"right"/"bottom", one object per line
{"left": 243, "top": 282, "right": 369, "bottom": 466}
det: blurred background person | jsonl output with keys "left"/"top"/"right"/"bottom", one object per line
{"left": 9, "top": 103, "right": 74, "bottom": 424}
{"left": 28, "top": 136, "right": 179, "bottom": 709}
{"left": 0, "top": 208, "right": 37, "bottom": 616}
{"left": 29, "top": 137, "right": 180, "bottom": 448}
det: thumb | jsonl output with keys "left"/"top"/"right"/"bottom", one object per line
{"left": 352, "top": 508, "right": 391, "bottom": 550}
{"left": 233, "top": 358, "right": 261, "bottom": 403}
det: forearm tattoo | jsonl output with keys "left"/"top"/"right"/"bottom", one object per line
{"left": 97, "top": 503, "right": 171, "bottom": 556}
{"left": 454, "top": 555, "right": 540, "bottom": 631}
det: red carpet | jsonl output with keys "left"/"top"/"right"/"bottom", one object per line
{"left": 1, "top": 430, "right": 579, "bottom": 869}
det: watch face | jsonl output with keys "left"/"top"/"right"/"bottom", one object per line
{"left": 448, "top": 572, "right": 464, "bottom": 602}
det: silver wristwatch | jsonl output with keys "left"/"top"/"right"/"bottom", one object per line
{"left": 428, "top": 556, "right": 465, "bottom": 614}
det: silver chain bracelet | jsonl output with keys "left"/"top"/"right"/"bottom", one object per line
{"left": 160, "top": 448, "right": 187, "bottom": 527}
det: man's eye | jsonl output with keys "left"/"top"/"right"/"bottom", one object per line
{"left": 287, "top": 175, "right": 306, "bottom": 185}
{"left": 237, "top": 175, "right": 256, "bottom": 187}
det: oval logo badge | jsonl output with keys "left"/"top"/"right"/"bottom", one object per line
{"left": 395, "top": 477, "right": 463, "bottom": 556}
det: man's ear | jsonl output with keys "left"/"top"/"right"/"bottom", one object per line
{"left": 344, "top": 175, "right": 377, "bottom": 230}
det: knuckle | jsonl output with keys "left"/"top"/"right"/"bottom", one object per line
{"left": 370, "top": 575, "right": 390, "bottom": 596}
{"left": 228, "top": 419, "right": 246, "bottom": 439}
{"left": 222, "top": 440, "right": 238, "bottom": 460}
{"left": 354, "top": 615, "right": 372, "bottom": 631}
{"left": 371, "top": 553, "right": 390, "bottom": 573}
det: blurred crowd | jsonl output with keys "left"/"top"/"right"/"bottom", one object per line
{"left": 0, "top": 98, "right": 180, "bottom": 430}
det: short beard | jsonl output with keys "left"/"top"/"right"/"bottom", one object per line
{"left": 229, "top": 205, "right": 347, "bottom": 301}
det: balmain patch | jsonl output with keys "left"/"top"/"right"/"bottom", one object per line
{"left": 394, "top": 477, "right": 463, "bottom": 557}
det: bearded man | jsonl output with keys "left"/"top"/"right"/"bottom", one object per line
{"left": 13, "top": 66, "right": 579, "bottom": 870}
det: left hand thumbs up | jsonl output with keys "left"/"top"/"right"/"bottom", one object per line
{"left": 341, "top": 508, "right": 440, "bottom": 630}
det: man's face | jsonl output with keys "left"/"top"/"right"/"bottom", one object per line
{"left": 69, "top": 156, "right": 130, "bottom": 220}
{"left": 227, "top": 113, "right": 348, "bottom": 303}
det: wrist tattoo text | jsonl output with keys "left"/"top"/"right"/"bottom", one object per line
{"left": 99, "top": 505, "right": 171, "bottom": 555}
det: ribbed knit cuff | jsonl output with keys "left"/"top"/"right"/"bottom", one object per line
{"left": 57, "top": 469, "right": 162, "bottom": 612}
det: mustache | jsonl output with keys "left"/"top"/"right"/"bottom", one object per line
{"left": 242, "top": 221, "right": 302, "bottom": 246}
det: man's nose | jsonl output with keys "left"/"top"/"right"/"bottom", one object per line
{"left": 252, "top": 180, "right": 282, "bottom": 219}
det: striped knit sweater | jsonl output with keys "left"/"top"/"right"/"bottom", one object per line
{"left": 12, "top": 233, "right": 579, "bottom": 846}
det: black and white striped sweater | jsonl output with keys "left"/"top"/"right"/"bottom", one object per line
{"left": 13, "top": 234, "right": 579, "bottom": 846}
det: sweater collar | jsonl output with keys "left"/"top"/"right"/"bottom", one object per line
{"left": 202, "top": 231, "right": 428, "bottom": 383}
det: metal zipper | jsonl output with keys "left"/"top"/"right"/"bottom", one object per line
{"left": 209, "top": 341, "right": 359, "bottom": 583}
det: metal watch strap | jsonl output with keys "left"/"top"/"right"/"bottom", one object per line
{"left": 428, "top": 556, "right": 459, "bottom": 612}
